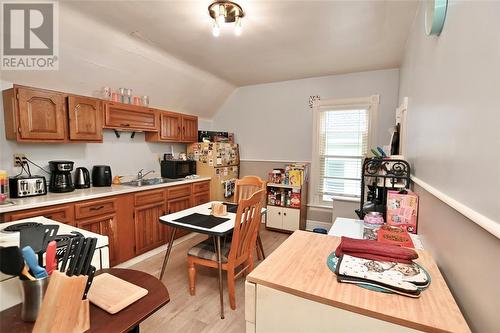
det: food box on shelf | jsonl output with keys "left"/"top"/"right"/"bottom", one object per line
{"left": 386, "top": 190, "right": 419, "bottom": 234}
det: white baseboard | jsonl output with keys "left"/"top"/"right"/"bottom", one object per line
{"left": 115, "top": 232, "right": 199, "bottom": 268}
{"left": 306, "top": 220, "right": 332, "bottom": 232}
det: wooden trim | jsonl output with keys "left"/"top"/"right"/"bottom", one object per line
{"left": 412, "top": 175, "right": 500, "bottom": 239}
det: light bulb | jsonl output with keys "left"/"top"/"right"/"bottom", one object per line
{"left": 216, "top": 4, "right": 226, "bottom": 26}
{"left": 234, "top": 16, "right": 242, "bottom": 36}
{"left": 212, "top": 21, "right": 220, "bottom": 37}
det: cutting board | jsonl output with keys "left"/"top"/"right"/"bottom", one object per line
{"left": 87, "top": 273, "right": 148, "bottom": 314}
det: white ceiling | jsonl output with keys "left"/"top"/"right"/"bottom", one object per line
{"left": 68, "top": 0, "right": 418, "bottom": 86}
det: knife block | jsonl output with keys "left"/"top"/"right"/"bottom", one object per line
{"left": 33, "top": 270, "right": 90, "bottom": 333}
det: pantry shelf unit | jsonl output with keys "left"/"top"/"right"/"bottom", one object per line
{"left": 266, "top": 182, "right": 307, "bottom": 233}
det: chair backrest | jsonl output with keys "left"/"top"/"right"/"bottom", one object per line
{"left": 234, "top": 176, "right": 266, "bottom": 207}
{"left": 228, "top": 189, "right": 265, "bottom": 265}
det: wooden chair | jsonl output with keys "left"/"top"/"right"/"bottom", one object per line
{"left": 187, "top": 189, "right": 265, "bottom": 310}
{"left": 233, "top": 176, "right": 267, "bottom": 260}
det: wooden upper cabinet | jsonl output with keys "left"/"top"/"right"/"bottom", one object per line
{"left": 3, "top": 86, "right": 67, "bottom": 142}
{"left": 160, "top": 112, "right": 182, "bottom": 141}
{"left": 181, "top": 115, "right": 198, "bottom": 142}
{"left": 146, "top": 111, "right": 197, "bottom": 143}
{"left": 68, "top": 95, "right": 103, "bottom": 142}
{"left": 104, "top": 101, "right": 159, "bottom": 131}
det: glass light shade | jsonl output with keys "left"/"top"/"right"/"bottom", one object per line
{"left": 212, "top": 21, "right": 220, "bottom": 37}
{"left": 234, "top": 16, "right": 242, "bottom": 36}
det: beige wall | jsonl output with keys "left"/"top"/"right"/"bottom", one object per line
{"left": 413, "top": 184, "right": 500, "bottom": 332}
{"left": 240, "top": 160, "right": 358, "bottom": 225}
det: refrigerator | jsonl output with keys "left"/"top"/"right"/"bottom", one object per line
{"left": 188, "top": 142, "right": 240, "bottom": 201}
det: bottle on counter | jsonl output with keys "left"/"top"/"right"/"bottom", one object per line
{"left": 0, "top": 170, "right": 9, "bottom": 202}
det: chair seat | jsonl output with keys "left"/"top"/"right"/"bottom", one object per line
{"left": 188, "top": 239, "right": 231, "bottom": 263}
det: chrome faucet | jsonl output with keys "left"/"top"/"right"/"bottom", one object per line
{"left": 136, "top": 169, "right": 155, "bottom": 181}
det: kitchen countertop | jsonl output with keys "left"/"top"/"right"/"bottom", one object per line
{"left": 0, "top": 177, "right": 211, "bottom": 214}
{"left": 247, "top": 230, "right": 471, "bottom": 333}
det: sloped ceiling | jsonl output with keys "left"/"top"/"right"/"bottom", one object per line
{"left": 66, "top": 0, "right": 418, "bottom": 86}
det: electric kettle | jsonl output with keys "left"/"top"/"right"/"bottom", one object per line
{"left": 74, "top": 167, "right": 90, "bottom": 189}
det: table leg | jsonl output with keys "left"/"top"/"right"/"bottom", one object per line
{"left": 159, "top": 227, "right": 176, "bottom": 280}
{"left": 127, "top": 325, "right": 139, "bottom": 333}
{"left": 216, "top": 235, "right": 224, "bottom": 319}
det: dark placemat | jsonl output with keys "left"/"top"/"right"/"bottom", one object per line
{"left": 173, "top": 213, "right": 230, "bottom": 229}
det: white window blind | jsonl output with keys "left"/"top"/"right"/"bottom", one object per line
{"left": 318, "top": 107, "right": 369, "bottom": 200}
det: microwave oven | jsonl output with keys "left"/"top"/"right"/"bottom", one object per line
{"left": 160, "top": 160, "right": 196, "bottom": 179}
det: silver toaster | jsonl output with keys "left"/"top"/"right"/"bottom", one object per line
{"left": 9, "top": 176, "right": 47, "bottom": 198}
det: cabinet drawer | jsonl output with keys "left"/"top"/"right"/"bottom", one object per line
{"left": 193, "top": 181, "right": 210, "bottom": 194}
{"left": 167, "top": 185, "right": 191, "bottom": 199}
{"left": 134, "top": 189, "right": 166, "bottom": 206}
{"left": 5, "top": 204, "right": 74, "bottom": 225}
{"left": 75, "top": 198, "right": 116, "bottom": 219}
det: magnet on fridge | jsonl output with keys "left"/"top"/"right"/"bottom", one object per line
{"left": 223, "top": 167, "right": 228, "bottom": 176}
{"left": 217, "top": 158, "right": 222, "bottom": 166}
{"left": 209, "top": 159, "right": 214, "bottom": 166}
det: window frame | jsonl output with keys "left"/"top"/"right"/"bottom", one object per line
{"left": 310, "top": 95, "right": 379, "bottom": 206}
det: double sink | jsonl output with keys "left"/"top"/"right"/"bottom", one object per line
{"left": 121, "top": 177, "right": 184, "bottom": 187}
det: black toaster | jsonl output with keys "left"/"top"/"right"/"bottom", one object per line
{"left": 9, "top": 176, "right": 47, "bottom": 198}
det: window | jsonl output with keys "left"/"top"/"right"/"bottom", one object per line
{"left": 311, "top": 96, "right": 379, "bottom": 205}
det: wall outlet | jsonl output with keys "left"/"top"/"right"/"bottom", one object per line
{"left": 13, "top": 154, "right": 26, "bottom": 167}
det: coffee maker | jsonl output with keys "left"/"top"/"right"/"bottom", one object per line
{"left": 48, "top": 161, "right": 75, "bottom": 193}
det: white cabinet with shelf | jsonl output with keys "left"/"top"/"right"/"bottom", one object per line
{"left": 266, "top": 185, "right": 307, "bottom": 233}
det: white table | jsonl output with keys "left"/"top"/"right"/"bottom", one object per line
{"left": 328, "top": 217, "right": 424, "bottom": 250}
{"left": 158, "top": 201, "right": 265, "bottom": 319}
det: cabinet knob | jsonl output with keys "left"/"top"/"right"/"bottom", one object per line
{"left": 283, "top": 212, "right": 286, "bottom": 216}
{"left": 120, "top": 123, "right": 130, "bottom": 127}
{"left": 278, "top": 212, "right": 281, "bottom": 215}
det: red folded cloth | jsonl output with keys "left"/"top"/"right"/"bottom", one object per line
{"left": 335, "top": 236, "right": 418, "bottom": 264}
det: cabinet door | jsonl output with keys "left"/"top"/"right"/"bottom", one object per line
{"left": 104, "top": 102, "right": 158, "bottom": 131}
{"left": 17, "top": 87, "right": 66, "bottom": 141}
{"left": 167, "top": 196, "right": 192, "bottom": 239}
{"left": 266, "top": 206, "right": 283, "bottom": 229}
{"left": 160, "top": 112, "right": 181, "bottom": 141}
{"left": 77, "top": 214, "right": 117, "bottom": 265}
{"left": 134, "top": 202, "right": 166, "bottom": 255}
{"left": 192, "top": 191, "right": 210, "bottom": 206}
{"left": 68, "top": 96, "right": 103, "bottom": 141}
{"left": 181, "top": 115, "right": 198, "bottom": 142}
{"left": 281, "top": 208, "right": 301, "bottom": 232}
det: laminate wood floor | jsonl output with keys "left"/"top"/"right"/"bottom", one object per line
{"left": 129, "top": 225, "right": 289, "bottom": 333}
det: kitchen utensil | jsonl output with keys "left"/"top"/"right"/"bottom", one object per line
{"left": 91, "top": 165, "right": 112, "bottom": 187}
{"left": 74, "top": 167, "right": 91, "bottom": 189}
{"left": 81, "top": 238, "right": 97, "bottom": 276}
{"left": 66, "top": 237, "right": 84, "bottom": 276}
{"left": 22, "top": 246, "right": 48, "bottom": 279}
{"left": 83, "top": 265, "right": 96, "bottom": 299}
{"left": 75, "top": 238, "right": 91, "bottom": 275}
{"left": 87, "top": 273, "right": 148, "bottom": 314}
{"left": 45, "top": 241, "right": 57, "bottom": 275}
{"left": 0, "top": 246, "right": 35, "bottom": 281}
{"left": 39, "top": 225, "right": 59, "bottom": 261}
{"left": 20, "top": 225, "right": 57, "bottom": 255}
{"left": 370, "top": 148, "right": 381, "bottom": 157}
{"left": 59, "top": 237, "right": 73, "bottom": 273}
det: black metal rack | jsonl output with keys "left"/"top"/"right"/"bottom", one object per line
{"left": 355, "top": 158, "right": 411, "bottom": 219}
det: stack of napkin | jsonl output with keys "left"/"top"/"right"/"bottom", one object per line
{"left": 334, "top": 237, "right": 429, "bottom": 297}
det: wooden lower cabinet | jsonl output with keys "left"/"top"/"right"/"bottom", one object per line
{"left": 0, "top": 181, "right": 211, "bottom": 265}
{"left": 77, "top": 214, "right": 117, "bottom": 265}
{"left": 134, "top": 202, "right": 166, "bottom": 255}
{"left": 167, "top": 196, "right": 192, "bottom": 239}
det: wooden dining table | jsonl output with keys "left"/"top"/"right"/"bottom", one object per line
{"left": 0, "top": 268, "right": 169, "bottom": 333}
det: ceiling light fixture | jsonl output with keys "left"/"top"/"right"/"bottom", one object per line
{"left": 208, "top": 1, "right": 245, "bottom": 37}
